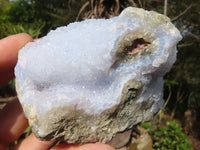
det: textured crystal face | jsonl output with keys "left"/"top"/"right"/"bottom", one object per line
{"left": 15, "top": 7, "right": 182, "bottom": 144}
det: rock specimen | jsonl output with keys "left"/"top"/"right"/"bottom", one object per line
{"left": 15, "top": 7, "right": 182, "bottom": 144}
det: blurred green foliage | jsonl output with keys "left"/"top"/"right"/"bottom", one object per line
{"left": 0, "top": 79, "right": 16, "bottom": 97}
{"left": 0, "top": 0, "right": 44, "bottom": 38}
{"left": 0, "top": 0, "right": 88, "bottom": 38}
{"left": 141, "top": 122, "right": 151, "bottom": 130}
{"left": 164, "top": 0, "right": 200, "bottom": 119}
{"left": 150, "top": 121, "right": 193, "bottom": 150}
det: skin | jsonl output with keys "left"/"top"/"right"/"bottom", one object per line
{"left": 0, "top": 33, "right": 115, "bottom": 150}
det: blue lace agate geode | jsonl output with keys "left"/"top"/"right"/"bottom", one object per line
{"left": 15, "top": 7, "right": 182, "bottom": 144}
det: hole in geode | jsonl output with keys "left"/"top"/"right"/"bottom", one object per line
{"left": 110, "top": 37, "right": 151, "bottom": 69}
{"left": 110, "top": 29, "right": 158, "bottom": 69}
{"left": 124, "top": 38, "right": 150, "bottom": 55}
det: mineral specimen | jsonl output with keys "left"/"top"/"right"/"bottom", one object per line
{"left": 15, "top": 7, "right": 182, "bottom": 144}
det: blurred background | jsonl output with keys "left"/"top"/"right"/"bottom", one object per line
{"left": 0, "top": 0, "right": 199, "bottom": 149}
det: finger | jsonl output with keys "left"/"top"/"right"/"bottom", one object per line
{"left": 12, "top": 133, "right": 54, "bottom": 150}
{"left": 0, "top": 68, "right": 14, "bottom": 85}
{"left": 52, "top": 143, "right": 115, "bottom": 150}
{"left": 0, "top": 33, "right": 33, "bottom": 70}
{"left": 0, "top": 144, "right": 8, "bottom": 150}
{"left": 0, "top": 98, "right": 28, "bottom": 145}
{"left": 0, "top": 33, "right": 33, "bottom": 81}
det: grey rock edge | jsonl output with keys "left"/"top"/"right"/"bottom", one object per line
{"left": 15, "top": 7, "right": 182, "bottom": 145}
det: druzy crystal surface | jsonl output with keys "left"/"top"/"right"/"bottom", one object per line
{"left": 15, "top": 7, "right": 182, "bottom": 143}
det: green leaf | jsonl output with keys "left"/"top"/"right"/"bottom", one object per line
{"left": 24, "top": 126, "right": 31, "bottom": 133}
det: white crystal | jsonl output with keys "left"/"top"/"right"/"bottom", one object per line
{"left": 15, "top": 7, "right": 182, "bottom": 143}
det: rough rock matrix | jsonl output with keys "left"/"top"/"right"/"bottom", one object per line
{"left": 15, "top": 7, "right": 182, "bottom": 144}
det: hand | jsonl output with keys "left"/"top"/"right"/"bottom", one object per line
{"left": 0, "top": 33, "right": 115, "bottom": 150}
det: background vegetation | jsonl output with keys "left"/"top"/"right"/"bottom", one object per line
{"left": 0, "top": 0, "right": 199, "bottom": 149}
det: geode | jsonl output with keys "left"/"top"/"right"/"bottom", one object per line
{"left": 15, "top": 7, "right": 182, "bottom": 144}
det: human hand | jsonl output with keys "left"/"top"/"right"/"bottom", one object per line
{"left": 0, "top": 33, "right": 115, "bottom": 150}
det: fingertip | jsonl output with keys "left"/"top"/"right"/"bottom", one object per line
{"left": 0, "top": 33, "right": 33, "bottom": 71}
{"left": 0, "top": 98, "right": 28, "bottom": 145}
{"left": 0, "top": 33, "right": 33, "bottom": 83}
{"left": 17, "top": 33, "right": 34, "bottom": 46}
{"left": 83, "top": 143, "right": 115, "bottom": 150}
{"left": 13, "top": 133, "right": 54, "bottom": 150}
{"left": 52, "top": 143, "right": 115, "bottom": 150}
